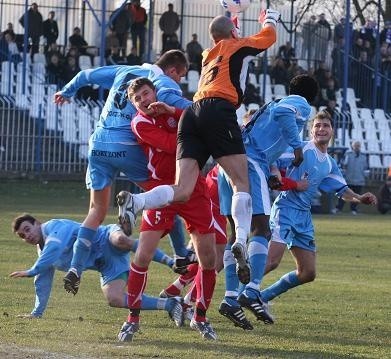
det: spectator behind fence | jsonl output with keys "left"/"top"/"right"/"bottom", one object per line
{"left": 46, "top": 53, "right": 64, "bottom": 85}
{"left": 129, "top": 0, "right": 147, "bottom": 59}
{"left": 19, "top": 2, "right": 43, "bottom": 57}
{"left": 186, "top": 33, "right": 203, "bottom": 73}
{"left": 314, "top": 13, "right": 331, "bottom": 63}
{"left": 45, "top": 43, "right": 64, "bottom": 65}
{"left": 126, "top": 46, "right": 141, "bottom": 65}
{"left": 380, "top": 20, "right": 391, "bottom": 45}
{"left": 69, "top": 27, "right": 97, "bottom": 59}
{"left": 270, "top": 56, "right": 289, "bottom": 88}
{"left": 159, "top": 3, "right": 180, "bottom": 53}
{"left": 377, "top": 176, "right": 391, "bottom": 214}
{"left": 105, "top": 28, "right": 120, "bottom": 58}
{"left": 277, "top": 41, "right": 295, "bottom": 67}
{"left": 110, "top": 3, "right": 132, "bottom": 57}
{"left": 332, "top": 140, "right": 368, "bottom": 215}
{"left": 356, "top": 19, "right": 376, "bottom": 51}
{"left": 62, "top": 55, "right": 80, "bottom": 84}
{"left": 162, "top": 33, "right": 182, "bottom": 53}
{"left": 333, "top": 17, "right": 346, "bottom": 44}
{"left": 42, "top": 11, "right": 58, "bottom": 53}
{"left": 0, "top": 33, "right": 9, "bottom": 62}
{"left": 2, "top": 22, "right": 15, "bottom": 39}
{"left": 4, "top": 33, "right": 22, "bottom": 65}
{"left": 301, "top": 15, "right": 317, "bottom": 60}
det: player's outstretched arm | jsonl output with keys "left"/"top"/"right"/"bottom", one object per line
{"left": 53, "top": 92, "right": 71, "bottom": 105}
{"left": 341, "top": 188, "right": 378, "bottom": 205}
{"left": 9, "top": 270, "right": 29, "bottom": 278}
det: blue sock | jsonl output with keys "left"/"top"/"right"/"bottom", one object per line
{"left": 140, "top": 294, "right": 165, "bottom": 310}
{"left": 244, "top": 236, "right": 268, "bottom": 299}
{"left": 131, "top": 239, "right": 173, "bottom": 268}
{"left": 70, "top": 226, "right": 96, "bottom": 276}
{"left": 168, "top": 215, "right": 187, "bottom": 257}
{"left": 152, "top": 248, "right": 173, "bottom": 268}
{"left": 123, "top": 293, "right": 167, "bottom": 310}
{"left": 260, "top": 271, "right": 301, "bottom": 302}
{"left": 223, "top": 243, "right": 240, "bottom": 300}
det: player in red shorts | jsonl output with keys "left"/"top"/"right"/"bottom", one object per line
{"left": 158, "top": 165, "right": 227, "bottom": 320}
{"left": 117, "top": 77, "right": 217, "bottom": 342}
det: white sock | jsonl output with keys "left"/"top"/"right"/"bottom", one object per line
{"left": 141, "top": 185, "right": 175, "bottom": 209}
{"left": 231, "top": 191, "right": 252, "bottom": 244}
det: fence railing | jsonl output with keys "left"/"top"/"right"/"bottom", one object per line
{"left": 0, "top": 87, "right": 102, "bottom": 177}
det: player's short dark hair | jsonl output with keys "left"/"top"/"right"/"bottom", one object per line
{"left": 155, "top": 50, "right": 189, "bottom": 73}
{"left": 289, "top": 74, "right": 319, "bottom": 104}
{"left": 312, "top": 110, "right": 334, "bottom": 128}
{"left": 127, "top": 77, "right": 155, "bottom": 99}
{"left": 12, "top": 214, "right": 36, "bottom": 233}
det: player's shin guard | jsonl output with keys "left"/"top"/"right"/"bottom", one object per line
{"left": 223, "top": 244, "right": 240, "bottom": 299}
{"left": 260, "top": 270, "right": 301, "bottom": 302}
{"left": 194, "top": 268, "right": 216, "bottom": 322}
{"left": 70, "top": 227, "right": 96, "bottom": 276}
{"left": 142, "top": 185, "right": 174, "bottom": 209}
{"left": 231, "top": 192, "right": 252, "bottom": 244}
{"left": 244, "top": 236, "right": 268, "bottom": 298}
{"left": 127, "top": 262, "right": 148, "bottom": 321}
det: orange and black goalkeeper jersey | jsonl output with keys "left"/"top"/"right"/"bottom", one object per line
{"left": 194, "top": 26, "right": 276, "bottom": 107}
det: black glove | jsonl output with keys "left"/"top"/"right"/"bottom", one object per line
{"left": 268, "top": 175, "right": 282, "bottom": 190}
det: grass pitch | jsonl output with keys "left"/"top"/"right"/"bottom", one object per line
{"left": 0, "top": 179, "right": 390, "bottom": 358}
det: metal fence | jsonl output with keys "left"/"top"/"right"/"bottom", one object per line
{"left": 1, "top": 0, "right": 391, "bottom": 180}
{"left": 0, "top": 87, "right": 101, "bottom": 177}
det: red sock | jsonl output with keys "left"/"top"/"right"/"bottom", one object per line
{"left": 179, "top": 263, "right": 198, "bottom": 284}
{"left": 164, "top": 263, "right": 199, "bottom": 296}
{"left": 127, "top": 262, "right": 148, "bottom": 312}
{"left": 194, "top": 268, "right": 216, "bottom": 322}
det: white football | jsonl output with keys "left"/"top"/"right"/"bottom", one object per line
{"left": 219, "top": 0, "right": 251, "bottom": 13}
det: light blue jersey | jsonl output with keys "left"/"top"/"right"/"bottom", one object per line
{"left": 273, "top": 141, "right": 348, "bottom": 211}
{"left": 270, "top": 141, "right": 348, "bottom": 251}
{"left": 219, "top": 95, "right": 312, "bottom": 216}
{"left": 243, "top": 95, "right": 311, "bottom": 164}
{"left": 60, "top": 64, "right": 192, "bottom": 187}
{"left": 29, "top": 220, "right": 127, "bottom": 317}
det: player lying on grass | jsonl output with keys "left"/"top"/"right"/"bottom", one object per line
{"left": 9, "top": 214, "right": 183, "bottom": 327}
{"left": 260, "top": 112, "right": 377, "bottom": 319}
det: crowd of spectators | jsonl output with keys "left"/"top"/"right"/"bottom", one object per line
{"left": 1, "top": 4, "right": 390, "bottom": 110}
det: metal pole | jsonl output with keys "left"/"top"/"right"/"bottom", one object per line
{"left": 22, "top": 0, "right": 29, "bottom": 94}
{"left": 371, "top": 0, "right": 381, "bottom": 109}
{"left": 99, "top": 0, "right": 106, "bottom": 101}
{"left": 64, "top": 0, "right": 69, "bottom": 50}
{"left": 289, "top": 0, "right": 294, "bottom": 45}
{"left": 147, "top": 0, "right": 154, "bottom": 62}
{"left": 341, "top": 0, "right": 351, "bottom": 147}
{"left": 179, "top": 0, "right": 185, "bottom": 47}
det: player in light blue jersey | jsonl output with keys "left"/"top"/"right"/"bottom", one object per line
{"left": 53, "top": 50, "right": 193, "bottom": 294}
{"left": 260, "top": 112, "right": 377, "bottom": 320}
{"left": 9, "top": 214, "right": 184, "bottom": 327}
{"left": 218, "top": 75, "right": 318, "bottom": 329}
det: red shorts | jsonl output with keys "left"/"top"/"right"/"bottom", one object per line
{"left": 140, "top": 177, "right": 214, "bottom": 235}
